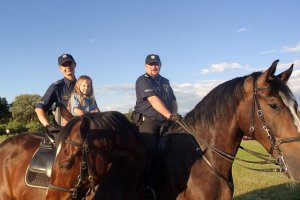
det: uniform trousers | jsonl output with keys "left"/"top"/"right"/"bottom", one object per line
{"left": 138, "top": 119, "right": 164, "bottom": 188}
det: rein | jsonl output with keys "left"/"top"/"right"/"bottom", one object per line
{"left": 48, "top": 138, "right": 97, "bottom": 200}
{"left": 173, "top": 76, "right": 300, "bottom": 179}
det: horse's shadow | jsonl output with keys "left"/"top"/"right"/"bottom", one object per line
{"left": 234, "top": 183, "right": 300, "bottom": 200}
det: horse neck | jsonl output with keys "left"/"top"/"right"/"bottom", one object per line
{"left": 184, "top": 108, "right": 243, "bottom": 158}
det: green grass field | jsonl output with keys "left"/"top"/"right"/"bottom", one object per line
{"left": 0, "top": 136, "right": 299, "bottom": 199}
{"left": 233, "top": 140, "right": 300, "bottom": 199}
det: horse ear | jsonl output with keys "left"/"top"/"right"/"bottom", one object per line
{"left": 277, "top": 64, "right": 293, "bottom": 83}
{"left": 80, "top": 115, "right": 90, "bottom": 139}
{"left": 257, "top": 60, "right": 279, "bottom": 86}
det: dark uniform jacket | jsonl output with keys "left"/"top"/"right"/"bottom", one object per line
{"left": 35, "top": 77, "right": 76, "bottom": 113}
{"left": 134, "top": 73, "right": 176, "bottom": 122}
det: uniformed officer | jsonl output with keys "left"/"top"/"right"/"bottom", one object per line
{"left": 35, "top": 53, "right": 76, "bottom": 132}
{"left": 133, "top": 54, "right": 180, "bottom": 200}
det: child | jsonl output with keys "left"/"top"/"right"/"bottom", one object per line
{"left": 69, "top": 75, "right": 100, "bottom": 116}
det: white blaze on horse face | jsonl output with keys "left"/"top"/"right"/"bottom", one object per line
{"left": 279, "top": 91, "right": 300, "bottom": 133}
{"left": 56, "top": 143, "right": 62, "bottom": 157}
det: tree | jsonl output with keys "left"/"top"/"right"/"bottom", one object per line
{"left": 10, "top": 94, "right": 41, "bottom": 123}
{"left": 123, "top": 108, "right": 133, "bottom": 122}
{"left": 0, "top": 97, "right": 12, "bottom": 124}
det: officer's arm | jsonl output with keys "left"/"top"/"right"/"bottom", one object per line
{"left": 147, "top": 95, "right": 172, "bottom": 119}
{"left": 171, "top": 100, "right": 178, "bottom": 113}
{"left": 35, "top": 107, "right": 50, "bottom": 127}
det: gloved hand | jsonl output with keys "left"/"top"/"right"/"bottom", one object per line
{"left": 168, "top": 113, "right": 182, "bottom": 122}
{"left": 45, "top": 124, "right": 62, "bottom": 134}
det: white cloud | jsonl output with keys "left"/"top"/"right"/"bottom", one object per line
{"left": 201, "top": 62, "right": 246, "bottom": 74}
{"left": 276, "top": 59, "right": 300, "bottom": 70}
{"left": 237, "top": 28, "right": 248, "bottom": 32}
{"left": 259, "top": 49, "right": 276, "bottom": 54}
{"left": 293, "top": 59, "right": 300, "bottom": 67}
{"left": 93, "top": 65, "right": 300, "bottom": 115}
{"left": 281, "top": 42, "right": 300, "bottom": 53}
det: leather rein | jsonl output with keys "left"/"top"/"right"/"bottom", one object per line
{"left": 174, "top": 77, "right": 300, "bottom": 179}
{"left": 48, "top": 137, "right": 97, "bottom": 200}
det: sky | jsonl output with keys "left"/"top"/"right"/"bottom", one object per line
{"left": 1, "top": 0, "right": 300, "bottom": 114}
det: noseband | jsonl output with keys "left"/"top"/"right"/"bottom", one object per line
{"left": 249, "top": 77, "right": 300, "bottom": 174}
{"left": 48, "top": 138, "right": 96, "bottom": 200}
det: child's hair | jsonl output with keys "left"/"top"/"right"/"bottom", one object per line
{"left": 69, "top": 75, "right": 96, "bottom": 107}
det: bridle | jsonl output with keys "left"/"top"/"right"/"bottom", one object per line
{"left": 249, "top": 76, "right": 300, "bottom": 175}
{"left": 173, "top": 76, "right": 300, "bottom": 181}
{"left": 48, "top": 137, "right": 97, "bottom": 200}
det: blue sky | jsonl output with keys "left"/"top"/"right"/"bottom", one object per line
{"left": 1, "top": 1, "right": 300, "bottom": 114}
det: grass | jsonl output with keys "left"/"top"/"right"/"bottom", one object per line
{"left": 0, "top": 135, "right": 9, "bottom": 143}
{"left": 233, "top": 140, "right": 300, "bottom": 199}
{"left": 1, "top": 136, "right": 299, "bottom": 199}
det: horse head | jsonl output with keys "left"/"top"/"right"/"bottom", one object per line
{"left": 156, "top": 60, "right": 300, "bottom": 200}
{"left": 46, "top": 111, "right": 146, "bottom": 200}
{"left": 239, "top": 60, "right": 300, "bottom": 181}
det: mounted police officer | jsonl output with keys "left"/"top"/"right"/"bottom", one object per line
{"left": 133, "top": 54, "right": 180, "bottom": 200}
{"left": 35, "top": 53, "right": 76, "bottom": 138}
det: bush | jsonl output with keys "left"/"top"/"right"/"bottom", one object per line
{"left": 7, "top": 120, "right": 27, "bottom": 134}
{"left": 26, "top": 121, "right": 43, "bottom": 132}
{"left": 0, "top": 124, "right": 6, "bottom": 135}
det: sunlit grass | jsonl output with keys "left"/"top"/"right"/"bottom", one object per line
{"left": 233, "top": 140, "right": 300, "bottom": 199}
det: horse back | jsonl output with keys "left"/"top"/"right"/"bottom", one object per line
{"left": 0, "top": 133, "right": 42, "bottom": 199}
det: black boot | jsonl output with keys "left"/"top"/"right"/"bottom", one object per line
{"left": 42, "top": 125, "right": 62, "bottom": 147}
{"left": 145, "top": 186, "right": 157, "bottom": 200}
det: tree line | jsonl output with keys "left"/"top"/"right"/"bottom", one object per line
{"left": 0, "top": 95, "right": 44, "bottom": 135}
{"left": 0, "top": 95, "right": 133, "bottom": 135}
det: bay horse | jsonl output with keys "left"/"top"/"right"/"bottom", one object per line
{"left": 155, "top": 60, "right": 300, "bottom": 200}
{"left": 0, "top": 111, "right": 146, "bottom": 200}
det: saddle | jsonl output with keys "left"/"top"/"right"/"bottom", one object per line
{"left": 25, "top": 132, "right": 58, "bottom": 189}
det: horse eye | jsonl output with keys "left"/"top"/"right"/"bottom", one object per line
{"left": 269, "top": 104, "right": 278, "bottom": 110}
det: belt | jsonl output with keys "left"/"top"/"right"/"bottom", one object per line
{"left": 142, "top": 116, "right": 156, "bottom": 121}
{"left": 142, "top": 116, "right": 166, "bottom": 123}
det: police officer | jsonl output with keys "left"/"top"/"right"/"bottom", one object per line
{"left": 133, "top": 54, "right": 180, "bottom": 200}
{"left": 35, "top": 53, "right": 76, "bottom": 132}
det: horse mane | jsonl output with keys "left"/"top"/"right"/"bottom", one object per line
{"left": 58, "top": 111, "right": 140, "bottom": 153}
{"left": 184, "top": 75, "right": 247, "bottom": 130}
{"left": 184, "top": 71, "right": 295, "bottom": 130}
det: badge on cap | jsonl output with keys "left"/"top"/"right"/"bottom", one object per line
{"left": 62, "top": 54, "right": 68, "bottom": 58}
{"left": 151, "top": 55, "right": 155, "bottom": 60}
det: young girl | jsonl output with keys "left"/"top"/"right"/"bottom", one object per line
{"left": 69, "top": 75, "right": 100, "bottom": 116}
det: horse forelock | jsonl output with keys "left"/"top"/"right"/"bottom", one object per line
{"left": 272, "top": 77, "right": 300, "bottom": 134}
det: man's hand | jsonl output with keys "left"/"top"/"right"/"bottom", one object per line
{"left": 168, "top": 113, "right": 182, "bottom": 122}
{"left": 46, "top": 125, "right": 62, "bottom": 134}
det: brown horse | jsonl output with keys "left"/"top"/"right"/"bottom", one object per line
{"left": 0, "top": 111, "right": 146, "bottom": 200}
{"left": 155, "top": 60, "right": 300, "bottom": 200}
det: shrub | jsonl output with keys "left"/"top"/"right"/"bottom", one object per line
{"left": 7, "top": 120, "right": 27, "bottom": 134}
{"left": 26, "top": 121, "right": 43, "bottom": 132}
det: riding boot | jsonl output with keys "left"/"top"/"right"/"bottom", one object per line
{"left": 145, "top": 186, "right": 157, "bottom": 200}
{"left": 42, "top": 125, "right": 62, "bottom": 148}
{"left": 41, "top": 134, "right": 55, "bottom": 148}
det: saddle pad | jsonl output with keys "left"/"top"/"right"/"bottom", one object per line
{"left": 25, "top": 166, "right": 49, "bottom": 189}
